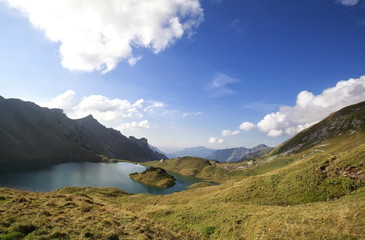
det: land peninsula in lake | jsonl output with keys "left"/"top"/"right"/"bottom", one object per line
{"left": 129, "top": 167, "right": 176, "bottom": 189}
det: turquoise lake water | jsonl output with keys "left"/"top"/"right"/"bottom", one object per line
{"left": 0, "top": 161, "right": 202, "bottom": 194}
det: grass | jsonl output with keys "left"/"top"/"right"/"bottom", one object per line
{"left": 129, "top": 167, "right": 176, "bottom": 189}
{"left": 1, "top": 135, "right": 365, "bottom": 239}
{"left": 144, "top": 157, "right": 230, "bottom": 183}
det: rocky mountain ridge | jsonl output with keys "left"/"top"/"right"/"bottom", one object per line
{"left": 0, "top": 96, "right": 166, "bottom": 164}
{"left": 206, "top": 144, "right": 270, "bottom": 162}
{"left": 272, "top": 101, "right": 365, "bottom": 155}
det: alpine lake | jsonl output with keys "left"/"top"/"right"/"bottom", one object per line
{"left": 0, "top": 161, "right": 202, "bottom": 194}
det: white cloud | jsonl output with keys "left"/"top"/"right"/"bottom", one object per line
{"left": 42, "top": 90, "right": 144, "bottom": 124}
{"left": 117, "top": 120, "right": 150, "bottom": 131}
{"left": 239, "top": 122, "right": 256, "bottom": 131}
{"left": 221, "top": 130, "right": 240, "bottom": 137}
{"left": 127, "top": 56, "right": 143, "bottom": 66}
{"left": 43, "top": 90, "right": 76, "bottom": 110}
{"left": 207, "top": 73, "right": 240, "bottom": 97}
{"left": 208, "top": 137, "right": 224, "bottom": 144}
{"left": 144, "top": 101, "right": 164, "bottom": 113}
{"left": 243, "top": 76, "right": 365, "bottom": 137}
{"left": 337, "top": 0, "right": 360, "bottom": 6}
{"left": 4, "top": 0, "right": 203, "bottom": 73}
{"left": 182, "top": 112, "right": 202, "bottom": 118}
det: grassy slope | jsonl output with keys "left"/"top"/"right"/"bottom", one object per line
{"left": 129, "top": 167, "right": 176, "bottom": 189}
{"left": 144, "top": 157, "right": 230, "bottom": 184}
{"left": 1, "top": 136, "right": 364, "bottom": 239}
{"left": 1, "top": 133, "right": 365, "bottom": 239}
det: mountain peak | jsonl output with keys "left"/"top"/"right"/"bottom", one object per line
{"left": 206, "top": 144, "right": 271, "bottom": 162}
{"left": 0, "top": 97, "right": 167, "bottom": 163}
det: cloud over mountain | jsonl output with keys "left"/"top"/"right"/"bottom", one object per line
{"left": 42, "top": 90, "right": 151, "bottom": 132}
{"left": 4, "top": 0, "right": 203, "bottom": 73}
{"left": 221, "top": 130, "right": 240, "bottom": 137}
{"left": 209, "top": 137, "right": 224, "bottom": 144}
{"left": 43, "top": 90, "right": 144, "bottom": 123}
{"left": 117, "top": 120, "right": 150, "bottom": 131}
{"left": 241, "top": 76, "right": 365, "bottom": 137}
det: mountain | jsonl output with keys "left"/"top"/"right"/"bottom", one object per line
{"left": 0, "top": 96, "right": 166, "bottom": 165}
{"left": 170, "top": 146, "right": 215, "bottom": 158}
{"left": 206, "top": 144, "right": 270, "bottom": 162}
{"left": 272, "top": 100, "right": 365, "bottom": 155}
{"left": 1, "top": 101, "right": 365, "bottom": 239}
{"left": 240, "top": 147, "right": 273, "bottom": 161}
{"left": 148, "top": 144, "right": 177, "bottom": 159}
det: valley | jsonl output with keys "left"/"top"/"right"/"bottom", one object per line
{"left": 0, "top": 101, "right": 365, "bottom": 239}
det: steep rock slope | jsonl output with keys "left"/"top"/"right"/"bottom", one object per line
{"left": 0, "top": 96, "right": 166, "bottom": 163}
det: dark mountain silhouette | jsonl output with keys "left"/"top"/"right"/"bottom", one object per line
{"left": 0, "top": 96, "right": 166, "bottom": 167}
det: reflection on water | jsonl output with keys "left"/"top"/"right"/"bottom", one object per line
{"left": 0, "top": 161, "right": 202, "bottom": 195}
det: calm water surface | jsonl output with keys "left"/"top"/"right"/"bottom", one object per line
{"left": 0, "top": 161, "right": 202, "bottom": 194}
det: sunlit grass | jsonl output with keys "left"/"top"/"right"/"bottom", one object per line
{"left": 1, "top": 135, "right": 364, "bottom": 239}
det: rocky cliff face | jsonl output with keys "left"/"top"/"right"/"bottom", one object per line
{"left": 206, "top": 144, "right": 270, "bottom": 162}
{"left": 272, "top": 101, "right": 365, "bottom": 155}
{"left": 0, "top": 96, "right": 166, "bottom": 163}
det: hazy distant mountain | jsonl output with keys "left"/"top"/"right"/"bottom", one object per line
{"left": 148, "top": 144, "right": 175, "bottom": 159}
{"left": 206, "top": 144, "right": 270, "bottom": 162}
{"left": 171, "top": 146, "right": 215, "bottom": 158}
{"left": 0, "top": 96, "right": 166, "bottom": 165}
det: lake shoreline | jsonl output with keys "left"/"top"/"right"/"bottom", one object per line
{"left": 0, "top": 161, "right": 202, "bottom": 195}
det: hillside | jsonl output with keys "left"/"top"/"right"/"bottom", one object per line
{"left": 1, "top": 141, "right": 364, "bottom": 239}
{"left": 206, "top": 144, "right": 270, "bottom": 162}
{"left": 272, "top": 100, "right": 365, "bottom": 155}
{"left": 145, "top": 157, "right": 229, "bottom": 183}
{"left": 0, "top": 96, "right": 166, "bottom": 166}
{"left": 1, "top": 101, "right": 365, "bottom": 239}
{"left": 130, "top": 167, "right": 176, "bottom": 188}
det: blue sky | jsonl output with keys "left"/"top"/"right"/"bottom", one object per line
{"left": 0, "top": 0, "right": 364, "bottom": 151}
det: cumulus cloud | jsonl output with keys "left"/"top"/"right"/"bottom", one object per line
{"left": 239, "top": 122, "right": 257, "bottom": 131}
{"left": 208, "top": 137, "right": 224, "bottom": 144}
{"left": 4, "top": 0, "right": 203, "bottom": 73}
{"left": 221, "top": 130, "right": 240, "bottom": 137}
{"left": 337, "top": 0, "right": 360, "bottom": 6}
{"left": 41, "top": 90, "right": 201, "bottom": 133}
{"left": 207, "top": 73, "right": 240, "bottom": 97}
{"left": 241, "top": 76, "right": 365, "bottom": 137}
{"left": 42, "top": 90, "right": 145, "bottom": 124}
{"left": 43, "top": 90, "right": 76, "bottom": 110}
{"left": 117, "top": 120, "right": 150, "bottom": 131}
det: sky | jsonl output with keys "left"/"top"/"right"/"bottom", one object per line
{"left": 0, "top": 0, "right": 364, "bottom": 152}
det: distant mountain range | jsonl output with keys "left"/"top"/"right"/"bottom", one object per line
{"left": 169, "top": 146, "right": 216, "bottom": 159}
{"left": 0, "top": 96, "right": 166, "bottom": 165}
{"left": 206, "top": 144, "right": 272, "bottom": 162}
{"left": 160, "top": 144, "right": 272, "bottom": 162}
